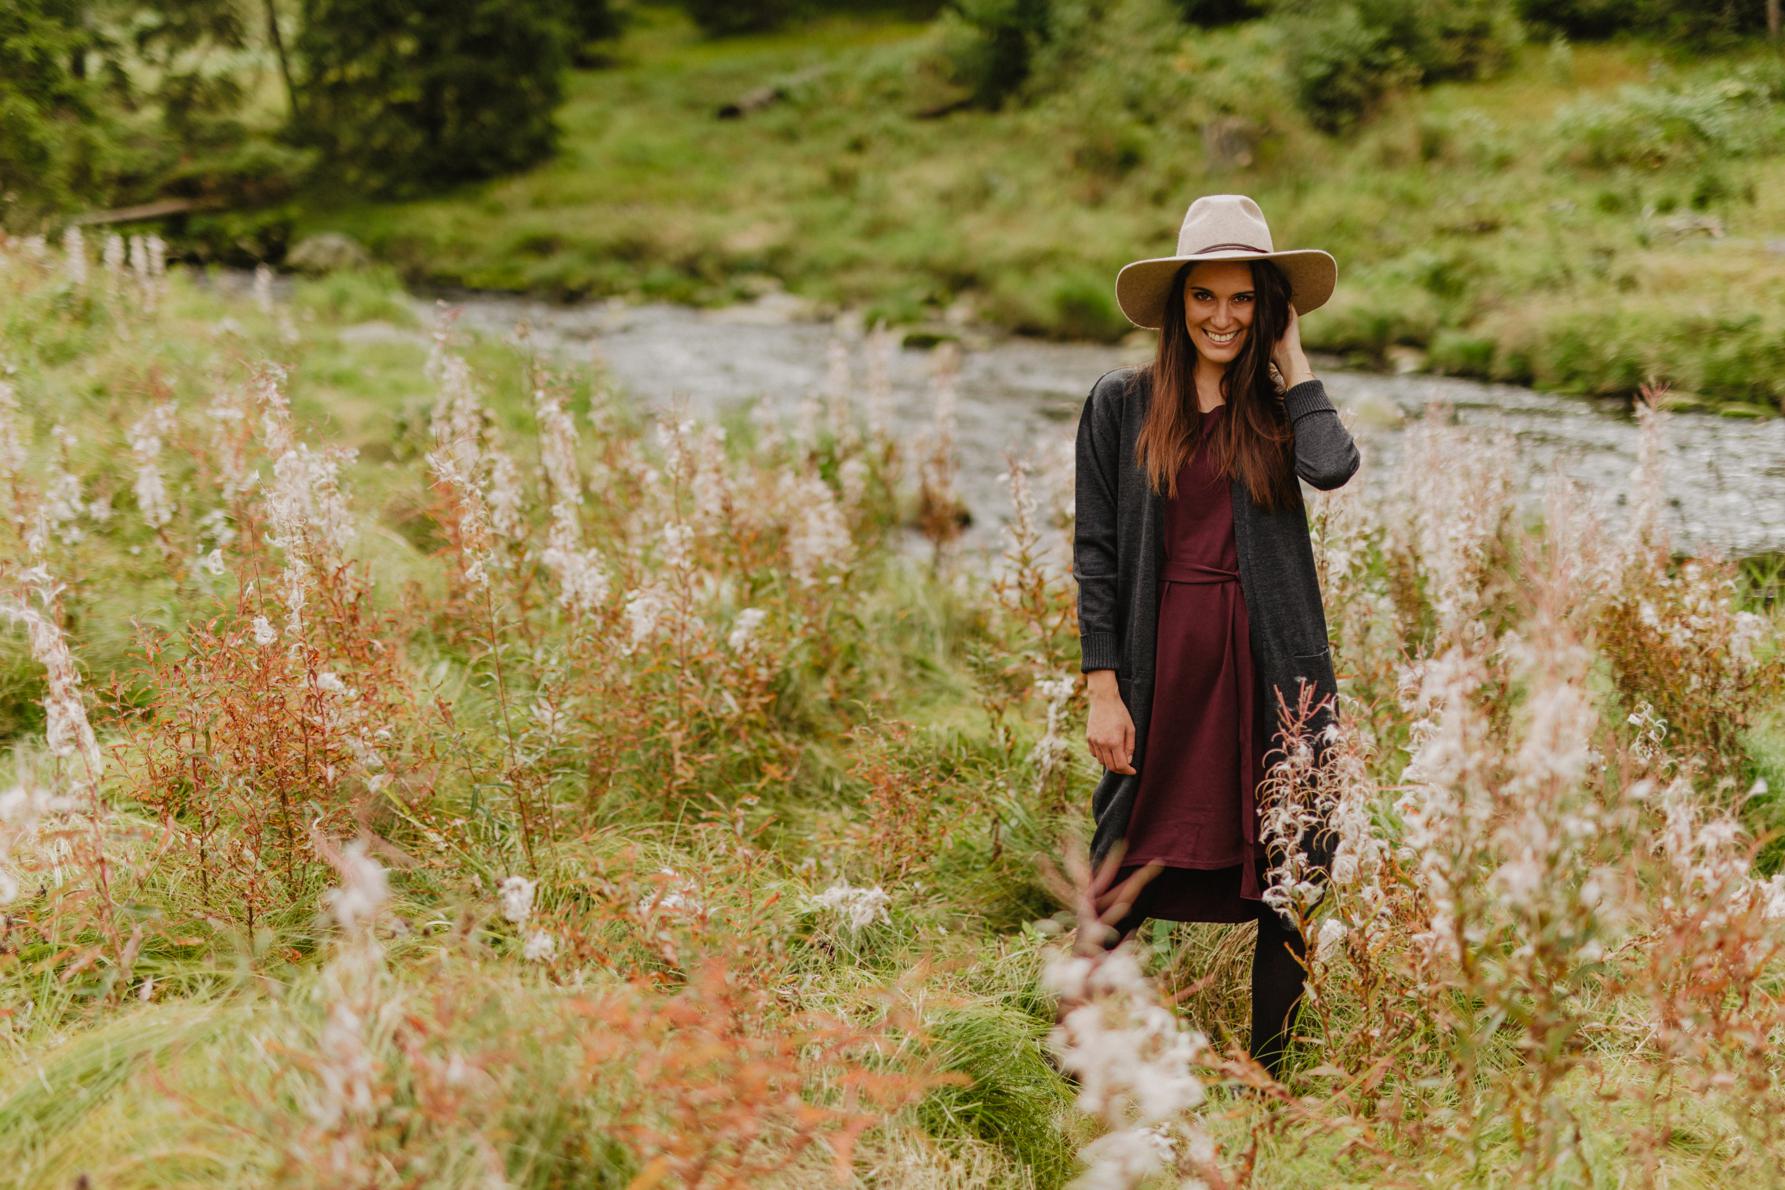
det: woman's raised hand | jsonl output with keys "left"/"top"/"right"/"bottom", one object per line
{"left": 1085, "top": 673, "right": 1136, "bottom": 775}
{"left": 1271, "top": 306, "right": 1316, "bottom": 390}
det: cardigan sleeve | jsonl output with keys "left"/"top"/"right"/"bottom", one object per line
{"left": 1073, "top": 370, "right": 1126, "bottom": 673}
{"left": 1282, "top": 378, "right": 1361, "bottom": 491}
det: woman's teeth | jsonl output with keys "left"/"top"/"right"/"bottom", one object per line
{"left": 1204, "top": 328, "right": 1240, "bottom": 344}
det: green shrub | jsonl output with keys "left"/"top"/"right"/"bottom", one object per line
{"left": 1517, "top": 0, "right": 1774, "bottom": 44}
{"left": 1280, "top": 0, "right": 1521, "bottom": 132}
{"left": 296, "top": 0, "right": 573, "bottom": 196}
{"left": 0, "top": 0, "right": 125, "bottom": 226}
{"left": 568, "top": 0, "right": 624, "bottom": 41}
{"left": 1428, "top": 329, "right": 1498, "bottom": 377}
{"left": 1550, "top": 65, "right": 1785, "bottom": 171}
{"left": 1279, "top": 3, "right": 1416, "bottom": 133}
{"left": 1048, "top": 270, "right": 1129, "bottom": 340}
{"left": 680, "top": 0, "right": 802, "bottom": 35}
{"left": 290, "top": 267, "right": 419, "bottom": 325}
{"left": 941, "top": 0, "right": 1055, "bottom": 108}
{"left": 1174, "top": 0, "right": 1269, "bottom": 24}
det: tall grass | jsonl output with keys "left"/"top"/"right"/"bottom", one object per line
{"left": 0, "top": 234, "right": 1781, "bottom": 1186}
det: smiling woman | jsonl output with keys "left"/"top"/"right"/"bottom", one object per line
{"left": 1073, "top": 193, "right": 1361, "bottom": 1077}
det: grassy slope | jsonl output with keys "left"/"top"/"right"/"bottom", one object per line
{"left": 293, "top": 5, "right": 1785, "bottom": 412}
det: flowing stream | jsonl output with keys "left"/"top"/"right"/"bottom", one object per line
{"left": 431, "top": 291, "right": 1785, "bottom": 564}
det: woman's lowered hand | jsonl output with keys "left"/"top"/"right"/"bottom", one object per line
{"left": 1085, "top": 671, "right": 1136, "bottom": 774}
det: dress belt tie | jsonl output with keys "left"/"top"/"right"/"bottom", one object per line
{"left": 1160, "top": 561, "right": 1238, "bottom": 584}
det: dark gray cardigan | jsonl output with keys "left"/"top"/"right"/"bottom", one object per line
{"left": 1072, "top": 368, "right": 1361, "bottom": 869}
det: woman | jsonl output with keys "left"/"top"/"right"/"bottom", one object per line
{"left": 1072, "top": 194, "right": 1359, "bottom": 1076}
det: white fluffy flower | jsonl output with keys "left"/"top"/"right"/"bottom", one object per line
{"left": 661, "top": 520, "right": 694, "bottom": 571}
{"left": 1315, "top": 918, "right": 1347, "bottom": 963}
{"left": 522, "top": 930, "right": 556, "bottom": 962}
{"left": 622, "top": 585, "right": 671, "bottom": 653}
{"left": 252, "top": 616, "right": 278, "bottom": 646}
{"left": 498, "top": 875, "right": 536, "bottom": 926}
{"left": 727, "top": 607, "right": 767, "bottom": 653}
{"left": 811, "top": 879, "right": 891, "bottom": 931}
{"left": 321, "top": 838, "right": 389, "bottom": 930}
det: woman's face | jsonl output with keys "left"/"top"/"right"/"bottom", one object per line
{"left": 1181, "top": 260, "right": 1255, "bottom": 366}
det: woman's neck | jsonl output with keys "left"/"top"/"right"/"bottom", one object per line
{"left": 1192, "top": 361, "right": 1227, "bottom": 412}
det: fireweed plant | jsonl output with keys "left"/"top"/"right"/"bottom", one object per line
{"left": 0, "top": 234, "right": 1780, "bottom": 1186}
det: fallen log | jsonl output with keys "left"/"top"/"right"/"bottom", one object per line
{"left": 72, "top": 197, "right": 219, "bottom": 227}
{"left": 717, "top": 65, "right": 828, "bottom": 119}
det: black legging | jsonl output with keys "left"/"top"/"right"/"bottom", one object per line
{"left": 1104, "top": 906, "right": 1307, "bottom": 1077}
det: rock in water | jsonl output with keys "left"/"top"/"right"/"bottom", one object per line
{"left": 287, "top": 232, "right": 371, "bottom": 275}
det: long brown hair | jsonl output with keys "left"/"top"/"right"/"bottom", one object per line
{"left": 1132, "top": 259, "right": 1299, "bottom": 511}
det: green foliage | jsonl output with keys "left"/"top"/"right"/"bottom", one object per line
{"left": 0, "top": 0, "right": 119, "bottom": 226}
{"left": 289, "top": 266, "right": 419, "bottom": 325}
{"left": 1174, "top": 0, "right": 1269, "bottom": 24}
{"left": 1280, "top": 0, "right": 1523, "bottom": 132}
{"left": 917, "top": 1003, "right": 1078, "bottom": 1184}
{"left": 1549, "top": 63, "right": 1785, "bottom": 170}
{"left": 1516, "top": 0, "right": 1775, "bottom": 43}
{"left": 1279, "top": 2, "right": 1417, "bottom": 132}
{"left": 568, "top": 0, "right": 625, "bottom": 42}
{"left": 941, "top": 0, "right": 1055, "bottom": 107}
{"left": 130, "top": 0, "right": 253, "bottom": 131}
{"left": 681, "top": 0, "right": 804, "bottom": 35}
{"left": 296, "top": 0, "right": 573, "bottom": 195}
{"left": 679, "top": 0, "right": 948, "bottom": 31}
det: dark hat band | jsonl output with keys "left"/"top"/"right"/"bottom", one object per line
{"left": 1194, "top": 242, "right": 1271, "bottom": 254}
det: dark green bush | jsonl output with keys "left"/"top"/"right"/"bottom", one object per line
{"left": 1516, "top": 0, "right": 1774, "bottom": 44}
{"left": 1280, "top": 0, "right": 1521, "bottom": 132}
{"left": 567, "top": 0, "right": 624, "bottom": 41}
{"left": 296, "top": 0, "right": 573, "bottom": 196}
{"left": 0, "top": 0, "right": 124, "bottom": 225}
{"left": 1174, "top": 0, "right": 1269, "bottom": 23}
{"left": 680, "top": 0, "right": 803, "bottom": 34}
{"left": 1280, "top": 3, "right": 1415, "bottom": 132}
{"left": 942, "top": 0, "right": 1055, "bottom": 108}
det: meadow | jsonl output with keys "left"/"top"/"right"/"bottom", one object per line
{"left": 1, "top": 235, "right": 1783, "bottom": 1187}
{"left": 285, "top": 5, "right": 1785, "bottom": 413}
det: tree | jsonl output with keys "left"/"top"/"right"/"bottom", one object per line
{"left": 0, "top": 0, "right": 113, "bottom": 224}
{"left": 296, "top": 0, "right": 572, "bottom": 195}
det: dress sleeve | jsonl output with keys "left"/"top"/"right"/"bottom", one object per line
{"left": 1073, "top": 371, "right": 1125, "bottom": 673}
{"left": 1281, "top": 378, "right": 1360, "bottom": 491}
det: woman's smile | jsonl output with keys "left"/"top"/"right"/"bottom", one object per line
{"left": 1183, "top": 259, "right": 1257, "bottom": 363}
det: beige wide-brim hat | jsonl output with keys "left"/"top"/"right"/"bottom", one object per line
{"left": 1115, "top": 194, "right": 1337, "bottom": 330}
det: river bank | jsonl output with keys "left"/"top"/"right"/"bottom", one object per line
{"left": 274, "top": 9, "right": 1785, "bottom": 414}
{"left": 241, "top": 268, "right": 1785, "bottom": 562}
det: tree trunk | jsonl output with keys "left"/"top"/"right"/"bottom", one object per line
{"left": 1768, "top": 0, "right": 1781, "bottom": 40}
{"left": 263, "top": 0, "right": 302, "bottom": 124}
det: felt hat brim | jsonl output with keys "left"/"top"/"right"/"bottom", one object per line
{"left": 1115, "top": 248, "right": 1337, "bottom": 330}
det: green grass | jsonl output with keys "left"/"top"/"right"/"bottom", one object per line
{"left": 281, "top": 5, "right": 1785, "bottom": 411}
{"left": 2, "top": 252, "right": 1783, "bottom": 1187}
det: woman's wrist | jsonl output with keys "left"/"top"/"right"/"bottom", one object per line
{"left": 1086, "top": 669, "right": 1119, "bottom": 699}
{"left": 1278, "top": 352, "right": 1315, "bottom": 389}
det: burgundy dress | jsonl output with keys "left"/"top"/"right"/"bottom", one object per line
{"left": 1115, "top": 403, "right": 1272, "bottom": 924}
